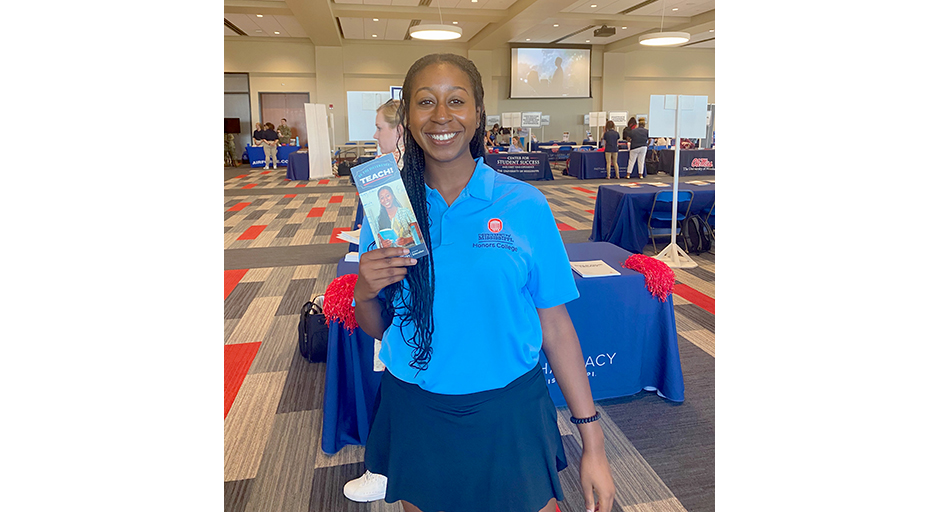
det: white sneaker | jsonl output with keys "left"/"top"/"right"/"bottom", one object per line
{"left": 273, "top": 164, "right": 277, "bottom": 169}
{"left": 343, "top": 470, "right": 387, "bottom": 502}
{"left": 263, "top": 166, "right": 269, "bottom": 170}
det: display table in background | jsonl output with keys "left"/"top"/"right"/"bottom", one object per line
{"left": 285, "top": 151, "right": 308, "bottom": 180}
{"left": 590, "top": 183, "right": 716, "bottom": 253}
{"left": 483, "top": 152, "right": 553, "bottom": 181}
{"left": 247, "top": 145, "right": 301, "bottom": 168}
{"left": 320, "top": 241, "right": 685, "bottom": 455}
{"left": 659, "top": 149, "right": 715, "bottom": 176}
{"left": 567, "top": 150, "right": 639, "bottom": 179}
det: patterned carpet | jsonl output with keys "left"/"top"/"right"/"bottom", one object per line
{"left": 223, "top": 162, "right": 716, "bottom": 512}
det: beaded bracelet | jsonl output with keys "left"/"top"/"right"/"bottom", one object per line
{"left": 569, "top": 412, "right": 600, "bottom": 424}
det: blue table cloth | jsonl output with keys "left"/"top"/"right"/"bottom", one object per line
{"left": 320, "top": 242, "right": 685, "bottom": 455}
{"left": 247, "top": 145, "right": 300, "bottom": 168}
{"left": 285, "top": 151, "right": 308, "bottom": 180}
{"left": 531, "top": 141, "right": 582, "bottom": 161}
{"left": 590, "top": 183, "right": 716, "bottom": 253}
{"left": 483, "top": 152, "right": 553, "bottom": 181}
{"left": 568, "top": 150, "right": 644, "bottom": 179}
{"left": 660, "top": 149, "right": 715, "bottom": 176}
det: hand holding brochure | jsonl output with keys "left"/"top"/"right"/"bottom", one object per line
{"left": 350, "top": 154, "right": 429, "bottom": 258}
{"left": 570, "top": 260, "right": 621, "bottom": 278}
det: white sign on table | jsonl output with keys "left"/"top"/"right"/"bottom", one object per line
{"left": 521, "top": 112, "right": 542, "bottom": 128}
{"left": 608, "top": 112, "right": 629, "bottom": 125}
{"left": 541, "top": 115, "right": 550, "bottom": 126}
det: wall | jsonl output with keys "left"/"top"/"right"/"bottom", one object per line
{"left": 224, "top": 38, "right": 714, "bottom": 145}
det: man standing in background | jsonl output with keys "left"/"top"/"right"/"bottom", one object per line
{"left": 224, "top": 133, "right": 240, "bottom": 167}
{"left": 277, "top": 118, "right": 293, "bottom": 145}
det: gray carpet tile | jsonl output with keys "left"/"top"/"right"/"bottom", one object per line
{"left": 314, "top": 221, "right": 336, "bottom": 236}
{"left": 560, "top": 229, "right": 593, "bottom": 244}
{"left": 277, "top": 223, "right": 301, "bottom": 238}
{"left": 224, "top": 478, "right": 254, "bottom": 512}
{"left": 257, "top": 266, "right": 297, "bottom": 298}
{"left": 225, "top": 282, "right": 263, "bottom": 321}
{"left": 224, "top": 244, "right": 351, "bottom": 270}
{"left": 600, "top": 338, "right": 715, "bottom": 512}
{"left": 224, "top": 226, "right": 233, "bottom": 233}
{"left": 678, "top": 265, "right": 714, "bottom": 283}
{"left": 226, "top": 199, "right": 243, "bottom": 208}
{"left": 225, "top": 210, "right": 239, "bottom": 221}
{"left": 308, "top": 462, "right": 373, "bottom": 512}
{"left": 247, "top": 316, "right": 300, "bottom": 374}
{"left": 276, "top": 278, "right": 318, "bottom": 317}
{"left": 673, "top": 304, "right": 714, "bottom": 333}
{"left": 277, "top": 208, "right": 298, "bottom": 220}
{"left": 276, "top": 349, "right": 326, "bottom": 414}
{"left": 245, "top": 209, "right": 265, "bottom": 221}
{"left": 277, "top": 196, "right": 296, "bottom": 206}
{"left": 243, "top": 409, "right": 322, "bottom": 512}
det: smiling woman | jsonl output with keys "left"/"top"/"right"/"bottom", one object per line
{"left": 352, "top": 53, "right": 616, "bottom": 512}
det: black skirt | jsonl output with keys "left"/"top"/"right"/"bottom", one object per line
{"left": 364, "top": 364, "right": 567, "bottom": 512}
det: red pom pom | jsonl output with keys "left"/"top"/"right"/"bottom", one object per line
{"left": 323, "top": 273, "right": 359, "bottom": 333}
{"left": 622, "top": 254, "right": 675, "bottom": 302}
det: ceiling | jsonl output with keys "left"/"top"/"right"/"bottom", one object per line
{"left": 224, "top": 0, "right": 714, "bottom": 51}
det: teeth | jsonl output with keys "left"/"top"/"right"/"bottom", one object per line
{"left": 428, "top": 132, "right": 457, "bottom": 141}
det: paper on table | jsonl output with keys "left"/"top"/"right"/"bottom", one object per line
{"left": 619, "top": 183, "right": 641, "bottom": 188}
{"left": 648, "top": 182, "right": 669, "bottom": 187}
{"left": 570, "top": 260, "right": 621, "bottom": 278}
{"left": 337, "top": 228, "right": 360, "bottom": 244}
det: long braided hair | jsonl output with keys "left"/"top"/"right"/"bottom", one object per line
{"left": 386, "top": 53, "right": 488, "bottom": 373}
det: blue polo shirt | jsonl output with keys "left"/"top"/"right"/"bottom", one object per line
{"left": 358, "top": 157, "right": 579, "bottom": 394}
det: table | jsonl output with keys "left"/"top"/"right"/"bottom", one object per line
{"left": 286, "top": 151, "right": 309, "bottom": 180}
{"left": 590, "top": 183, "right": 716, "bottom": 254}
{"left": 320, "top": 242, "right": 685, "bottom": 455}
{"left": 567, "top": 150, "right": 641, "bottom": 179}
{"left": 531, "top": 142, "right": 585, "bottom": 161}
{"left": 483, "top": 152, "right": 553, "bottom": 181}
{"left": 247, "top": 145, "right": 301, "bottom": 168}
{"left": 659, "top": 149, "right": 715, "bottom": 176}
{"left": 336, "top": 143, "right": 378, "bottom": 158}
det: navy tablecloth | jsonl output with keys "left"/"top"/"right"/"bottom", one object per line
{"left": 660, "top": 149, "right": 715, "bottom": 176}
{"left": 568, "top": 150, "right": 646, "bottom": 179}
{"left": 246, "top": 145, "right": 301, "bottom": 168}
{"left": 285, "top": 151, "right": 308, "bottom": 180}
{"left": 320, "top": 242, "right": 685, "bottom": 455}
{"left": 589, "top": 183, "right": 716, "bottom": 253}
{"left": 483, "top": 152, "right": 553, "bottom": 181}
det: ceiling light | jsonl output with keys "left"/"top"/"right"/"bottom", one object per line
{"left": 622, "top": 26, "right": 627, "bottom": 29}
{"left": 372, "top": 34, "right": 377, "bottom": 37}
{"left": 410, "top": 4, "right": 463, "bottom": 40}
{"left": 256, "top": 14, "right": 263, "bottom": 17}
{"left": 526, "top": 38, "right": 531, "bottom": 41}
{"left": 553, "top": 24, "right": 559, "bottom": 27}
{"left": 640, "top": 1, "right": 691, "bottom": 46}
{"left": 453, "top": 21, "right": 458, "bottom": 24}
{"left": 410, "top": 24, "right": 463, "bottom": 40}
{"left": 274, "top": 31, "right": 280, "bottom": 34}
{"left": 672, "top": 8, "right": 679, "bottom": 11}
{"left": 586, "top": 40, "right": 590, "bottom": 42}
{"left": 373, "top": 18, "right": 379, "bottom": 21}
{"left": 590, "top": 4, "right": 597, "bottom": 7}
{"left": 709, "top": 29, "right": 714, "bottom": 32}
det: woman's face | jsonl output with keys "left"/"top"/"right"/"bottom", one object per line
{"left": 373, "top": 113, "right": 402, "bottom": 155}
{"left": 255, "top": 123, "right": 261, "bottom": 131}
{"left": 378, "top": 189, "right": 393, "bottom": 209}
{"left": 408, "top": 62, "right": 480, "bottom": 167}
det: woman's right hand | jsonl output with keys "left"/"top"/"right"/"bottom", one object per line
{"left": 354, "top": 247, "right": 417, "bottom": 303}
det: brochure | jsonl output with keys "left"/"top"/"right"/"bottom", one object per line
{"left": 350, "top": 154, "right": 429, "bottom": 258}
{"left": 648, "top": 182, "right": 670, "bottom": 187}
{"left": 619, "top": 182, "right": 641, "bottom": 188}
{"left": 570, "top": 260, "right": 621, "bottom": 278}
{"left": 336, "top": 228, "right": 360, "bottom": 244}
{"left": 687, "top": 180, "right": 710, "bottom": 186}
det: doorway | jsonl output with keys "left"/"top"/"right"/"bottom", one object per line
{"left": 260, "top": 93, "right": 310, "bottom": 147}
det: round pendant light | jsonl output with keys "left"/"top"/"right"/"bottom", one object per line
{"left": 409, "top": 24, "right": 463, "bottom": 40}
{"left": 639, "top": 31, "right": 690, "bottom": 46}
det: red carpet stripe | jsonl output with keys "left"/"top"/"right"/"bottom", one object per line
{"left": 224, "top": 268, "right": 249, "bottom": 300}
{"left": 307, "top": 207, "right": 325, "bottom": 218}
{"left": 556, "top": 221, "right": 575, "bottom": 231}
{"left": 235, "top": 174, "right": 247, "bottom": 179}
{"left": 572, "top": 186, "right": 594, "bottom": 194}
{"left": 260, "top": 171, "right": 270, "bottom": 175}
{"left": 295, "top": 182, "right": 307, "bottom": 188}
{"left": 283, "top": 194, "right": 297, "bottom": 198}
{"left": 241, "top": 183, "right": 257, "bottom": 190}
{"left": 318, "top": 179, "right": 330, "bottom": 185}
{"left": 237, "top": 225, "right": 267, "bottom": 240}
{"left": 589, "top": 195, "right": 596, "bottom": 200}
{"left": 586, "top": 209, "right": 594, "bottom": 214}
{"left": 329, "top": 195, "right": 344, "bottom": 204}
{"left": 329, "top": 227, "right": 347, "bottom": 244}
{"left": 673, "top": 283, "right": 715, "bottom": 314}
{"left": 224, "top": 341, "right": 262, "bottom": 419}
{"left": 228, "top": 202, "right": 251, "bottom": 212}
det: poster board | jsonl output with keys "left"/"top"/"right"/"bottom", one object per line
{"left": 521, "top": 112, "right": 542, "bottom": 128}
{"left": 608, "top": 112, "right": 628, "bottom": 125}
{"left": 346, "top": 91, "right": 391, "bottom": 141}
{"left": 648, "top": 95, "right": 708, "bottom": 138}
{"left": 304, "top": 103, "right": 333, "bottom": 179}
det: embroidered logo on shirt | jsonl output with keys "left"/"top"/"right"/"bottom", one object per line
{"left": 487, "top": 218, "right": 503, "bottom": 233}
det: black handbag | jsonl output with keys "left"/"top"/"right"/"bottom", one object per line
{"left": 298, "top": 296, "right": 329, "bottom": 363}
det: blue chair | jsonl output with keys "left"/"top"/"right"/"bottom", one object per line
{"left": 705, "top": 203, "right": 715, "bottom": 231}
{"left": 648, "top": 190, "right": 694, "bottom": 252}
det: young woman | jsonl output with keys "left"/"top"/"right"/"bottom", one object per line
{"left": 508, "top": 135, "right": 525, "bottom": 153}
{"left": 601, "top": 120, "right": 620, "bottom": 179}
{"left": 260, "top": 122, "right": 279, "bottom": 170}
{"left": 627, "top": 118, "right": 650, "bottom": 179}
{"left": 354, "top": 53, "right": 615, "bottom": 512}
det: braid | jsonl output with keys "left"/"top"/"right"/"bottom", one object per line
{"left": 384, "top": 53, "right": 487, "bottom": 373}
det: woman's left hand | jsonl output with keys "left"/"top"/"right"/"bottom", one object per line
{"left": 580, "top": 445, "right": 616, "bottom": 512}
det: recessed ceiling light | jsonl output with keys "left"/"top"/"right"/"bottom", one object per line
{"left": 274, "top": 31, "right": 280, "bottom": 34}
{"left": 672, "top": 7, "right": 679, "bottom": 10}
{"left": 622, "top": 26, "right": 627, "bottom": 29}
{"left": 590, "top": 4, "right": 597, "bottom": 7}
{"left": 553, "top": 24, "right": 559, "bottom": 27}
{"left": 709, "top": 29, "right": 714, "bottom": 32}
{"left": 256, "top": 14, "right": 263, "bottom": 17}
{"left": 372, "top": 34, "right": 377, "bottom": 37}
{"left": 373, "top": 18, "right": 379, "bottom": 21}
{"left": 586, "top": 39, "right": 590, "bottom": 42}
{"left": 526, "top": 38, "right": 530, "bottom": 41}
{"left": 453, "top": 21, "right": 458, "bottom": 24}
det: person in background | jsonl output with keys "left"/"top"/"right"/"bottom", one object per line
{"left": 260, "top": 122, "right": 279, "bottom": 170}
{"left": 252, "top": 122, "right": 264, "bottom": 146}
{"left": 224, "top": 133, "right": 240, "bottom": 167}
{"left": 277, "top": 118, "right": 293, "bottom": 145}
{"left": 627, "top": 118, "right": 650, "bottom": 179}
{"left": 622, "top": 117, "right": 637, "bottom": 141}
{"left": 601, "top": 120, "right": 620, "bottom": 179}
{"left": 498, "top": 128, "right": 512, "bottom": 145}
{"left": 509, "top": 135, "right": 525, "bottom": 153}
{"left": 354, "top": 52, "right": 615, "bottom": 512}
{"left": 344, "top": 97, "right": 406, "bottom": 503}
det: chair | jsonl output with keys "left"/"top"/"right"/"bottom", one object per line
{"left": 704, "top": 203, "right": 715, "bottom": 231}
{"left": 648, "top": 190, "right": 694, "bottom": 252}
